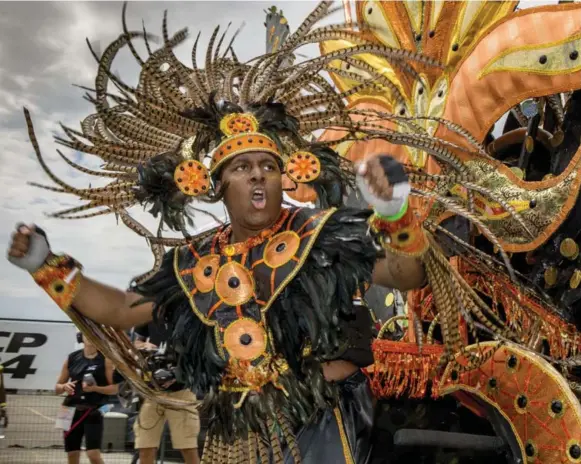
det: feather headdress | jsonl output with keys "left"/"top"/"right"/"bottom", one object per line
{"left": 24, "top": 1, "right": 447, "bottom": 283}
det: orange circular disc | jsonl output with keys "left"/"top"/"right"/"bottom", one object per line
{"left": 219, "top": 113, "right": 259, "bottom": 136}
{"left": 192, "top": 254, "right": 221, "bottom": 293}
{"left": 174, "top": 160, "right": 210, "bottom": 196}
{"left": 215, "top": 261, "right": 255, "bottom": 306}
{"left": 223, "top": 318, "right": 267, "bottom": 361}
{"left": 263, "top": 231, "right": 301, "bottom": 268}
{"left": 285, "top": 151, "right": 321, "bottom": 183}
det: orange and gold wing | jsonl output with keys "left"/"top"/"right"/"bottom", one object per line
{"left": 440, "top": 342, "right": 581, "bottom": 464}
{"left": 317, "top": 0, "right": 518, "bottom": 168}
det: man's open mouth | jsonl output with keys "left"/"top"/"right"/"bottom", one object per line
{"left": 251, "top": 188, "right": 267, "bottom": 210}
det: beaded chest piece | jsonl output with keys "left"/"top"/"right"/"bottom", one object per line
{"left": 173, "top": 207, "right": 335, "bottom": 399}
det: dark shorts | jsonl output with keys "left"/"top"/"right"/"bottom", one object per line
{"left": 64, "top": 408, "right": 103, "bottom": 452}
{"left": 286, "top": 370, "right": 375, "bottom": 464}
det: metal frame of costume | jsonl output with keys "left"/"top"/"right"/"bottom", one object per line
{"left": 17, "top": 1, "right": 581, "bottom": 463}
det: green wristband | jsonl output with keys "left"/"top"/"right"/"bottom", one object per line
{"left": 374, "top": 199, "right": 409, "bottom": 222}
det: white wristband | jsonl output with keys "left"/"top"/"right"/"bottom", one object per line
{"left": 356, "top": 174, "right": 410, "bottom": 217}
{"left": 7, "top": 231, "right": 51, "bottom": 273}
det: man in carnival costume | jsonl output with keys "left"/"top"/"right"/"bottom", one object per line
{"left": 14, "top": 0, "right": 581, "bottom": 462}
{"left": 6, "top": 3, "right": 434, "bottom": 462}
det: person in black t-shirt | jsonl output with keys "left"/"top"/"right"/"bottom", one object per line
{"left": 133, "top": 323, "right": 200, "bottom": 464}
{"left": 55, "top": 333, "right": 118, "bottom": 464}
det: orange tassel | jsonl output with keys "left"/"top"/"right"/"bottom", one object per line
{"left": 366, "top": 340, "right": 445, "bottom": 399}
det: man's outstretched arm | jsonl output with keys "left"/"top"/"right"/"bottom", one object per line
{"left": 7, "top": 225, "right": 153, "bottom": 330}
{"left": 356, "top": 155, "right": 427, "bottom": 292}
{"left": 72, "top": 275, "right": 152, "bottom": 329}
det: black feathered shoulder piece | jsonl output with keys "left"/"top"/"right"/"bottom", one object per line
{"left": 134, "top": 206, "right": 378, "bottom": 444}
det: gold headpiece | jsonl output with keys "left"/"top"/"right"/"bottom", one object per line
{"left": 211, "top": 113, "right": 282, "bottom": 174}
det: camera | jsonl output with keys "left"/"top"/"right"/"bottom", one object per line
{"left": 141, "top": 346, "right": 178, "bottom": 388}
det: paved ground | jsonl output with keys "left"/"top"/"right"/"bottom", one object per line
{"left": 0, "top": 449, "right": 133, "bottom": 464}
{"left": 0, "top": 394, "right": 135, "bottom": 463}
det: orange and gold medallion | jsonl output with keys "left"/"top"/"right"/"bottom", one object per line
{"left": 264, "top": 231, "right": 301, "bottom": 268}
{"left": 174, "top": 160, "right": 210, "bottom": 196}
{"left": 223, "top": 318, "right": 267, "bottom": 361}
{"left": 215, "top": 261, "right": 255, "bottom": 306}
{"left": 285, "top": 151, "right": 321, "bottom": 183}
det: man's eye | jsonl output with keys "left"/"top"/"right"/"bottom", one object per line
{"left": 264, "top": 164, "right": 275, "bottom": 171}
{"left": 235, "top": 164, "right": 247, "bottom": 171}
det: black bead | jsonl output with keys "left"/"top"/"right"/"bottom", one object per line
{"left": 551, "top": 400, "right": 563, "bottom": 415}
{"left": 428, "top": 30, "right": 435, "bottom": 38}
{"left": 54, "top": 284, "right": 64, "bottom": 293}
{"left": 415, "top": 34, "right": 422, "bottom": 42}
{"left": 438, "top": 90, "right": 444, "bottom": 98}
{"left": 418, "top": 87, "right": 424, "bottom": 95}
{"left": 517, "top": 394, "right": 528, "bottom": 409}
{"left": 399, "top": 109, "right": 405, "bottom": 115}
{"left": 276, "top": 242, "right": 286, "bottom": 253}
{"left": 397, "top": 232, "right": 410, "bottom": 242}
{"left": 228, "top": 277, "right": 240, "bottom": 288}
{"left": 529, "top": 199, "right": 537, "bottom": 208}
{"left": 203, "top": 266, "right": 212, "bottom": 277}
{"left": 239, "top": 334, "right": 252, "bottom": 346}
{"left": 488, "top": 377, "right": 497, "bottom": 388}
{"left": 571, "top": 51, "right": 579, "bottom": 60}
{"left": 539, "top": 55, "right": 547, "bottom": 64}
{"left": 507, "top": 355, "right": 518, "bottom": 368}
{"left": 452, "top": 43, "right": 459, "bottom": 52}
{"left": 367, "top": 7, "right": 373, "bottom": 15}
{"left": 571, "top": 445, "right": 581, "bottom": 459}
{"left": 525, "top": 443, "right": 536, "bottom": 457}
{"left": 451, "top": 370, "right": 459, "bottom": 381}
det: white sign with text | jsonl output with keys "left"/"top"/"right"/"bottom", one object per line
{"left": 0, "top": 320, "right": 77, "bottom": 390}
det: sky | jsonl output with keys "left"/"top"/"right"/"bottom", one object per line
{"left": 0, "top": 1, "right": 325, "bottom": 321}
{"left": 0, "top": 0, "right": 555, "bottom": 321}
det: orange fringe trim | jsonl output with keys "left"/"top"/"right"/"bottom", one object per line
{"left": 461, "top": 264, "right": 581, "bottom": 359}
{"left": 366, "top": 340, "right": 444, "bottom": 399}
